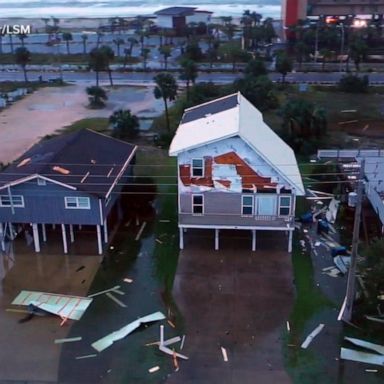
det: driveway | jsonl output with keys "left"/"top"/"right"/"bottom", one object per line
{"left": 168, "top": 230, "right": 294, "bottom": 384}
{"left": 0, "top": 236, "right": 101, "bottom": 383}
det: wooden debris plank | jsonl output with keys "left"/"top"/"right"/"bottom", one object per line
{"left": 54, "top": 337, "right": 82, "bottom": 344}
{"left": 135, "top": 221, "right": 147, "bottom": 241}
{"left": 105, "top": 292, "right": 127, "bottom": 308}
{"left": 88, "top": 286, "right": 121, "bottom": 298}
{"left": 221, "top": 346, "right": 229, "bottom": 362}
{"left": 301, "top": 324, "right": 325, "bottom": 349}
{"left": 75, "top": 354, "right": 97, "bottom": 360}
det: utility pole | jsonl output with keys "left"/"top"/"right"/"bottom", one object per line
{"left": 341, "top": 159, "right": 365, "bottom": 322}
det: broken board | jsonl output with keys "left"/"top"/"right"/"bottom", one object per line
{"left": 92, "top": 311, "right": 165, "bottom": 352}
{"left": 12, "top": 290, "right": 92, "bottom": 321}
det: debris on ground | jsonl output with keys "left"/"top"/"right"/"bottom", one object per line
{"left": 221, "top": 346, "right": 229, "bottom": 362}
{"left": 159, "top": 220, "right": 170, "bottom": 223}
{"left": 333, "top": 255, "right": 351, "bottom": 274}
{"left": 301, "top": 324, "right": 325, "bottom": 349}
{"left": 105, "top": 292, "right": 127, "bottom": 308}
{"left": 75, "top": 354, "right": 97, "bottom": 360}
{"left": 88, "top": 286, "right": 121, "bottom": 298}
{"left": 123, "top": 278, "right": 133, "bottom": 283}
{"left": 286, "top": 321, "right": 290, "bottom": 332}
{"left": 92, "top": 312, "right": 166, "bottom": 352}
{"left": 76, "top": 266, "right": 85, "bottom": 272}
{"left": 54, "top": 337, "right": 82, "bottom": 344}
{"left": 167, "top": 319, "right": 176, "bottom": 328}
{"left": 365, "top": 315, "right": 384, "bottom": 324}
{"left": 156, "top": 239, "right": 163, "bottom": 244}
{"left": 180, "top": 335, "right": 186, "bottom": 350}
{"left": 148, "top": 366, "right": 160, "bottom": 373}
{"left": 12, "top": 291, "right": 93, "bottom": 321}
{"left": 135, "top": 221, "right": 147, "bottom": 241}
{"left": 340, "top": 347, "right": 384, "bottom": 366}
{"left": 345, "top": 337, "right": 384, "bottom": 355}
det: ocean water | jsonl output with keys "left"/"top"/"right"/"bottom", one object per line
{"left": 0, "top": 0, "right": 281, "bottom": 19}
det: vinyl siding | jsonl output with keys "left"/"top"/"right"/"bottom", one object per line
{"left": 0, "top": 180, "right": 101, "bottom": 225}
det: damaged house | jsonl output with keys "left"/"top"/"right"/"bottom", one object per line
{"left": 0, "top": 129, "right": 137, "bottom": 255}
{"left": 169, "top": 92, "right": 305, "bottom": 251}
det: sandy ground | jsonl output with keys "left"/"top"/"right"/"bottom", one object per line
{"left": 168, "top": 230, "right": 293, "bottom": 384}
{"left": 0, "top": 230, "right": 101, "bottom": 383}
{"left": 0, "top": 84, "right": 156, "bottom": 164}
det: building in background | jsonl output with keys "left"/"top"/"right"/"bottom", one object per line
{"left": 155, "top": 6, "right": 212, "bottom": 33}
{"left": 282, "top": 0, "right": 384, "bottom": 29}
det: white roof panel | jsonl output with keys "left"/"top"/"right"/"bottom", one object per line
{"left": 169, "top": 92, "right": 305, "bottom": 195}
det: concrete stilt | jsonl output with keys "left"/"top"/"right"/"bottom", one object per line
{"left": 252, "top": 229, "right": 256, "bottom": 251}
{"left": 215, "top": 229, "right": 219, "bottom": 251}
{"left": 96, "top": 225, "right": 103, "bottom": 255}
{"left": 103, "top": 219, "right": 108, "bottom": 243}
{"left": 61, "top": 224, "right": 68, "bottom": 254}
{"left": 32, "top": 223, "right": 40, "bottom": 252}
{"left": 179, "top": 227, "right": 184, "bottom": 249}
{"left": 288, "top": 230, "right": 293, "bottom": 253}
{"left": 69, "top": 224, "right": 74, "bottom": 243}
{"left": 42, "top": 224, "right": 47, "bottom": 242}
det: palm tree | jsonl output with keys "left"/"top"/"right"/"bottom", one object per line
{"left": 349, "top": 37, "right": 368, "bottom": 72}
{"left": 100, "top": 45, "right": 115, "bottom": 86}
{"left": 81, "top": 34, "right": 88, "bottom": 55}
{"left": 141, "top": 48, "right": 150, "bottom": 70}
{"left": 86, "top": 86, "right": 108, "bottom": 108}
{"left": 15, "top": 47, "right": 31, "bottom": 82}
{"left": 0, "top": 31, "right": 5, "bottom": 54}
{"left": 179, "top": 58, "right": 198, "bottom": 100}
{"left": 89, "top": 47, "right": 107, "bottom": 86}
{"left": 153, "top": 73, "right": 178, "bottom": 133}
{"left": 137, "top": 29, "right": 149, "bottom": 53}
{"left": 18, "top": 33, "right": 27, "bottom": 47}
{"left": 109, "top": 109, "right": 140, "bottom": 139}
{"left": 9, "top": 34, "right": 14, "bottom": 54}
{"left": 96, "top": 30, "right": 103, "bottom": 48}
{"left": 113, "top": 38, "right": 125, "bottom": 57}
{"left": 127, "top": 37, "right": 138, "bottom": 57}
{"left": 319, "top": 48, "right": 333, "bottom": 71}
{"left": 275, "top": 51, "right": 293, "bottom": 83}
{"left": 62, "top": 32, "right": 73, "bottom": 54}
{"left": 159, "top": 45, "right": 172, "bottom": 70}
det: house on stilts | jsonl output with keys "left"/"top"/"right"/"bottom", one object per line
{"left": 169, "top": 92, "right": 305, "bottom": 251}
{"left": 0, "top": 129, "right": 137, "bottom": 255}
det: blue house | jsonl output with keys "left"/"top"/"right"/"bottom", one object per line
{"left": 0, "top": 129, "right": 137, "bottom": 255}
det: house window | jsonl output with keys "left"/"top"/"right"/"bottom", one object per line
{"left": 192, "top": 194, "right": 204, "bottom": 215}
{"left": 0, "top": 195, "right": 24, "bottom": 207}
{"left": 279, "top": 196, "right": 291, "bottom": 216}
{"left": 191, "top": 158, "right": 204, "bottom": 177}
{"left": 241, "top": 195, "right": 254, "bottom": 216}
{"left": 65, "top": 196, "right": 90, "bottom": 209}
{"left": 37, "top": 178, "right": 46, "bottom": 186}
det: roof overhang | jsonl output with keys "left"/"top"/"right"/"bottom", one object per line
{"left": 0, "top": 174, "right": 77, "bottom": 191}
